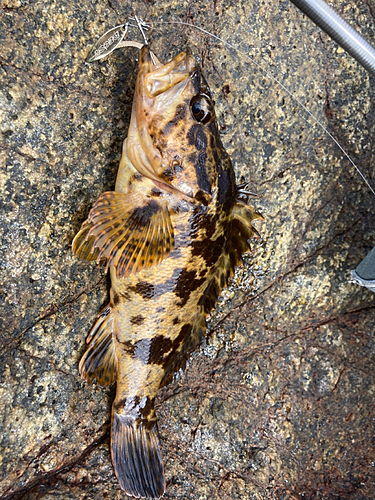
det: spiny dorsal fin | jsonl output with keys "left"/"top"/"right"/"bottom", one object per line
{"left": 161, "top": 195, "right": 263, "bottom": 386}
{"left": 79, "top": 305, "right": 117, "bottom": 387}
{"left": 72, "top": 191, "right": 174, "bottom": 279}
{"left": 200, "top": 197, "right": 263, "bottom": 314}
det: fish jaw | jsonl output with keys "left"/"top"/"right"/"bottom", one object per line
{"left": 126, "top": 46, "right": 196, "bottom": 192}
{"left": 126, "top": 45, "right": 224, "bottom": 202}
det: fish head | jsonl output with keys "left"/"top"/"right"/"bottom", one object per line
{"left": 127, "top": 45, "right": 234, "bottom": 205}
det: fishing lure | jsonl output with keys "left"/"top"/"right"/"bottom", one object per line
{"left": 72, "top": 17, "right": 262, "bottom": 499}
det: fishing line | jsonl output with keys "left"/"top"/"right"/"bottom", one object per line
{"left": 152, "top": 20, "right": 375, "bottom": 198}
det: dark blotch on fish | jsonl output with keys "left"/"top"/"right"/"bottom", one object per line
{"left": 194, "top": 152, "right": 211, "bottom": 194}
{"left": 138, "top": 397, "right": 156, "bottom": 423}
{"left": 129, "top": 281, "right": 155, "bottom": 299}
{"left": 132, "top": 201, "right": 160, "bottom": 226}
{"left": 163, "top": 166, "right": 175, "bottom": 180}
{"left": 192, "top": 234, "right": 225, "bottom": 267}
{"left": 174, "top": 268, "right": 205, "bottom": 307}
{"left": 148, "top": 335, "right": 173, "bottom": 364}
{"left": 130, "top": 315, "right": 145, "bottom": 325}
{"left": 118, "top": 338, "right": 136, "bottom": 354}
{"left": 159, "top": 323, "right": 193, "bottom": 369}
{"left": 113, "top": 396, "right": 155, "bottom": 423}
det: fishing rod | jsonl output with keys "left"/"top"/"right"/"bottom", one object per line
{"left": 290, "top": 0, "right": 375, "bottom": 291}
{"left": 290, "top": 0, "right": 375, "bottom": 77}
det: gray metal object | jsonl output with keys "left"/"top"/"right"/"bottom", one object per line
{"left": 290, "top": 0, "right": 375, "bottom": 77}
{"left": 351, "top": 246, "right": 375, "bottom": 293}
{"left": 289, "top": 0, "right": 375, "bottom": 292}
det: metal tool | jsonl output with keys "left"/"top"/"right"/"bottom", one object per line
{"left": 290, "top": 0, "right": 375, "bottom": 76}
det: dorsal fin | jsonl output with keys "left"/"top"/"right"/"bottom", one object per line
{"left": 72, "top": 191, "right": 174, "bottom": 279}
{"left": 160, "top": 192, "right": 263, "bottom": 386}
{"left": 200, "top": 197, "right": 263, "bottom": 314}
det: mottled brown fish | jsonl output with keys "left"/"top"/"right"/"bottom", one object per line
{"left": 72, "top": 43, "right": 262, "bottom": 499}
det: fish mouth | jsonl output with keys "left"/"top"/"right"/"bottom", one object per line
{"left": 139, "top": 45, "right": 198, "bottom": 99}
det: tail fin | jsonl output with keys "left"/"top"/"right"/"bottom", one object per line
{"left": 111, "top": 411, "right": 165, "bottom": 499}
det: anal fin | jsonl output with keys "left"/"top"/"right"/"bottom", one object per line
{"left": 79, "top": 305, "right": 117, "bottom": 387}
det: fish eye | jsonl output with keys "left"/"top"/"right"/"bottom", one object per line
{"left": 190, "top": 94, "right": 213, "bottom": 124}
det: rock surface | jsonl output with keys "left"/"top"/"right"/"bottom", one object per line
{"left": 1, "top": 0, "right": 375, "bottom": 498}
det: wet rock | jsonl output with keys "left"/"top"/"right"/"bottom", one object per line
{"left": 1, "top": 0, "right": 374, "bottom": 498}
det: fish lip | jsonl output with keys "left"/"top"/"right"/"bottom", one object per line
{"left": 140, "top": 44, "right": 199, "bottom": 76}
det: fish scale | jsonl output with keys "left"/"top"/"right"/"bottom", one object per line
{"left": 73, "top": 43, "right": 262, "bottom": 499}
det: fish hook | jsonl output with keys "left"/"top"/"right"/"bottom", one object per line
{"left": 130, "top": 15, "right": 158, "bottom": 65}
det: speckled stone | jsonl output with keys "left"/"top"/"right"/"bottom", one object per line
{"left": 1, "top": 0, "right": 375, "bottom": 498}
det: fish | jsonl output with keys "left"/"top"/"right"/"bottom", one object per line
{"left": 72, "top": 42, "right": 262, "bottom": 499}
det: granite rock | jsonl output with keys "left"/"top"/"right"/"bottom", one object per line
{"left": 1, "top": 0, "right": 375, "bottom": 498}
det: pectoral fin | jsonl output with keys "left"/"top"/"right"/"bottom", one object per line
{"left": 72, "top": 191, "right": 174, "bottom": 279}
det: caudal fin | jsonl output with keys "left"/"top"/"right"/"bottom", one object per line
{"left": 111, "top": 411, "right": 165, "bottom": 499}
